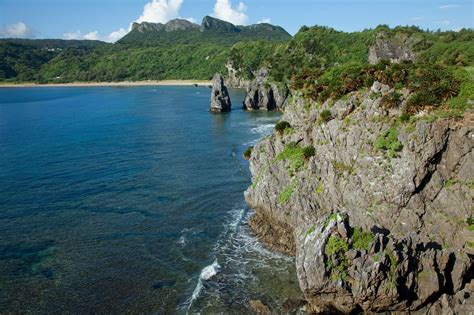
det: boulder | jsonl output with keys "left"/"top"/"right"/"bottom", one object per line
{"left": 210, "top": 74, "right": 232, "bottom": 112}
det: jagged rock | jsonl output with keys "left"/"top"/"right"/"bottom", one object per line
{"left": 295, "top": 213, "right": 473, "bottom": 313}
{"left": 201, "top": 16, "right": 240, "bottom": 33}
{"left": 210, "top": 74, "right": 232, "bottom": 112}
{"left": 244, "top": 81, "right": 473, "bottom": 313}
{"left": 243, "top": 68, "right": 290, "bottom": 111}
{"left": 281, "top": 299, "right": 307, "bottom": 313}
{"left": 369, "top": 32, "right": 419, "bottom": 64}
{"left": 131, "top": 22, "right": 165, "bottom": 33}
{"left": 132, "top": 19, "right": 199, "bottom": 33}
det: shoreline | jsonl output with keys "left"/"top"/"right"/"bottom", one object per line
{"left": 0, "top": 80, "right": 212, "bottom": 88}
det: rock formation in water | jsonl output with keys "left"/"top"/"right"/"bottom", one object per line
{"left": 244, "top": 80, "right": 473, "bottom": 313}
{"left": 242, "top": 68, "right": 290, "bottom": 111}
{"left": 210, "top": 74, "right": 232, "bottom": 112}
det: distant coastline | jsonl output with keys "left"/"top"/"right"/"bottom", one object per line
{"left": 0, "top": 80, "right": 212, "bottom": 88}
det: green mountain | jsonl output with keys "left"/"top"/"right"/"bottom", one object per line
{"left": 119, "top": 16, "right": 291, "bottom": 46}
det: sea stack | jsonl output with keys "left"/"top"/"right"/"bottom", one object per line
{"left": 210, "top": 74, "right": 232, "bottom": 112}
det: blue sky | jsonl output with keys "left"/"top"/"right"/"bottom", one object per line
{"left": 0, "top": 0, "right": 473, "bottom": 42}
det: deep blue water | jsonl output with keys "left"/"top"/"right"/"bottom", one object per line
{"left": 0, "top": 86, "right": 300, "bottom": 313}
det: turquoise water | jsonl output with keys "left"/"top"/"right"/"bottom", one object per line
{"left": 0, "top": 86, "right": 301, "bottom": 313}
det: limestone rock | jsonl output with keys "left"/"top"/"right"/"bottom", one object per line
{"left": 210, "top": 74, "right": 231, "bottom": 112}
{"left": 244, "top": 81, "right": 473, "bottom": 313}
{"left": 165, "top": 19, "right": 199, "bottom": 32}
{"left": 243, "top": 68, "right": 290, "bottom": 111}
{"left": 201, "top": 15, "right": 239, "bottom": 33}
{"left": 369, "top": 32, "right": 419, "bottom": 64}
{"left": 295, "top": 213, "right": 473, "bottom": 313}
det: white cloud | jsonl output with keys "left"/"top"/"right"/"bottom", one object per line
{"left": 63, "top": 31, "right": 83, "bottom": 40}
{"left": 0, "top": 22, "right": 34, "bottom": 38}
{"left": 257, "top": 18, "right": 271, "bottom": 24}
{"left": 136, "top": 0, "right": 183, "bottom": 24}
{"left": 84, "top": 31, "right": 100, "bottom": 41}
{"left": 105, "top": 28, "right": 127, "bottom": 42}
{"left": 438, "top": 4, "right": 460, "bottom": 9}
{"left": 213, "top": 0, "right": 249, "bottom": 25}
{"left": 63, "top": 28, "right": 127, "bottom": 43}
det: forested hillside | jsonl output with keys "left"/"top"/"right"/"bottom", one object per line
{"left": 0, "top": 16, "right": 291, "bottom": 83}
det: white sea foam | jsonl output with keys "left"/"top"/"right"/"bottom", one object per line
{"left": 250, "top": 124, "right": 275, "bottom": 135}
{"left": 178, "top": 235, "right": 187, "bottom": 246}
{"left": 200, "top": 259, "right": 221, "bottom": 281}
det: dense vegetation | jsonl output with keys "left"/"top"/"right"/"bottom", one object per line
{"left": 229, "top": 25, "right": 473, "bottom": 114}
{"left": 0, "top": 39, "right": 105, "bottom": 81}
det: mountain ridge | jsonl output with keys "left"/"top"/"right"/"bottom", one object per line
{"left": 120, "top": 16, "right": 292, "bottom": 45}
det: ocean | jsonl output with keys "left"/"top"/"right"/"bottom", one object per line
{"left": 0, "top": 86, "right": 301, "bottom": 313}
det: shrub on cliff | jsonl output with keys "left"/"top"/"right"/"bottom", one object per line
{"left": 352, "top": 227, "right": 374, "bottom": 251}
{"left": 302, "top": 146, "right": 316, "bottom": 160}
{"left": 381, "top": 91, "right": 402, "bottom": 108}
{"left": 277, "top": 185, "right": 294, "bottom": 204}
{"left": 374, "top": 126, "right": 403, "bottom": 157}
{"left": 243, "top": 146, "right": 253, "bottom": 160}
{"left": 406, "top": 64, "right": 461, "bottom": 112}
{"left": 320, "top": 110, "right": 332, "bottom": 122}
{"left": 275, "top": 121, "right": 291, "bottom": 134}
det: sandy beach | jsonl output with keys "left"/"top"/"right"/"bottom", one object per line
{"left": 0, "top": 80, "right": 212, "bottom": 88}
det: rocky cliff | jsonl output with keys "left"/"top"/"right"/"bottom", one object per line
{"left": 225, "top": 65, "right": 290, "bottom": 111}
{"left": 242, "top": 68, "right": 290, "bottom": 111}
{"left": 369, "top": 31, "right": 420, "bottom": 64}
{"left": 244, "top": 81, "right": 473, "bottom": 313}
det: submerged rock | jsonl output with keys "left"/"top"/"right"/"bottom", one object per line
{"left": 210, "top": 74, "right": 232, "bottom": 112}
{"left": 249, "top": 300, "right": 271, "bottom": 315}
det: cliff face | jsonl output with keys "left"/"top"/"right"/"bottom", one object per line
{"left": 244, "top": 82, "right": 473, "bottom": 313}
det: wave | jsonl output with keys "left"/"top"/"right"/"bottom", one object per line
{"left": 184, "top": 259, "right": 221, "bottom": 312}
{"left": 250, "top": 124, "right": 275, "bottom": 135}
{"left": 200, "top": 259, "right": 221, "bottom": 281}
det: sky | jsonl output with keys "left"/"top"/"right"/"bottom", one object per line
{"left": 0, "top": 0, "right": 473, "bottom": 42}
